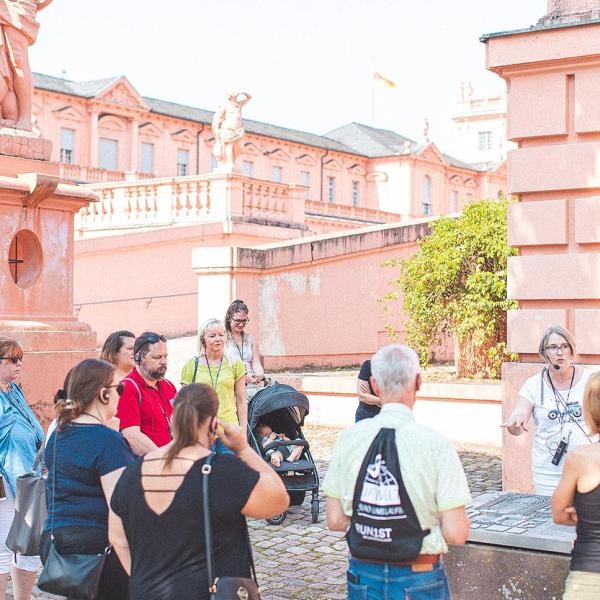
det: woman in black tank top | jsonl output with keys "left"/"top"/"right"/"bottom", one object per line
{"left": 108, "top": 383, "right": 289, "bottom": 600}
{"left": 553, "top": 372, "right": 600, "bottom": 599}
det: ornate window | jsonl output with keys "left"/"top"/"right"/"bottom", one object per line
{"left": 422, "top": 175, "right": 432, "bottom": 216}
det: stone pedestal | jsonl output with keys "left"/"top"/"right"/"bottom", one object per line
{"left": 0, "top": 129, "right": 52, "bottom": 161}
{"left": 446, "top": 544, "right": 570, "bottom": 600}
{"left": 1, "top": 162, "right": 98, "bottom": 428}
{"left": 483, "top": 2, "right": 600, "bottom": 491}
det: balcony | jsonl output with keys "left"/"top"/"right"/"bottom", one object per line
{"left": 59, "top": 163, "right": 153, "bottom": 184}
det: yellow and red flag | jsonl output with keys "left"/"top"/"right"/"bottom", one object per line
{"left": 373, "top": 70, "right": 397, "bottom": 89}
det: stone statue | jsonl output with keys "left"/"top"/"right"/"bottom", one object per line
{"left": 540, "top": 0, "right": 600, "bottom": 24}
{"left": 0, "top": 0, "right": 53, "bottom": 131}
{"left": 211, "top": 92, "right": 252, "bottom": 172}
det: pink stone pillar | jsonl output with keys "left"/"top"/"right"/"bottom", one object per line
{"left": 130, "top": 119, "right": 139, "bottom": 173}
{"left": 89, "top": 110, "right": 99, "bottom": 167}
{"left": 484, "top": 3, "right": 600, "bottom": 491}
{"left": 0, "top": 161, "right": 97, "bottom": 427}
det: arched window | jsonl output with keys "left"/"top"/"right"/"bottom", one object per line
{"left": 422, "top": 176, "right": 432, "bottom": 216}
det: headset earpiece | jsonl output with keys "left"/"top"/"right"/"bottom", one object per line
{"left": 102, "top": 390, "right": 110, "bottom": 401}
{"left": 134, "top": 352, "right": 142, "bottom": 364}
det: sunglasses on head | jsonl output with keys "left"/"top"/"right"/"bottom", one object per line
{"left": 0, "top": 356, "right": 22, "bottom": 364}
{"left": 139, "top": 333, "right": 166, "bottom": 345}
{"left": 106, "top": 383, "right": 125, "bottom": 396}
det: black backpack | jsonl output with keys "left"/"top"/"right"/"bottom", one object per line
{"left": 346, "top": 428, "right": 430, "bottom": 562}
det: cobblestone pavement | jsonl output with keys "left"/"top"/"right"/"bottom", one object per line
{"left": 13, "top": 424, "right": 501, "bottom": 600}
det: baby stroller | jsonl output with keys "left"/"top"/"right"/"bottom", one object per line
{"left": 247, "top": 382, "right": 320, "bottom": 525}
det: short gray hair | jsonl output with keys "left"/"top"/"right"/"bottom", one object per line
{"left": 371, "top": 344, "right": 420, "bottom": 397}
{"left": 538, "top": 325, "right": 577, "bottom": 361}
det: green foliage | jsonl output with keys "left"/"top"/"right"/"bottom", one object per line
{"left": 381, "top": 197, "right": 518, "bottom": 378}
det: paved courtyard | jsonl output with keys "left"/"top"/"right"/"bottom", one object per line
{"left": 17, "top": 424, "right": 502, "bottom": 600}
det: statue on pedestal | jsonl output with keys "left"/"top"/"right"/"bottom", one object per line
{"left": 540, "top": 0, "right": 600, "bottom": 25}
{"left": 0, "top": 0, "right": 53, "bottom": 131}
{"left": 211, "top": 92, "right": 252, "bottom": 172}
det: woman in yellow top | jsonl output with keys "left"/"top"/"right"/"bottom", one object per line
{"left": 180, "top": 319, "right": 246, "bottom": 454}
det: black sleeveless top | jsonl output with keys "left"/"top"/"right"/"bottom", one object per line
{"left": 571, "top": 483, "right": 600, "bottom": 573}
{"left": 110, "top": 454, "right": 259, "bottom": 600}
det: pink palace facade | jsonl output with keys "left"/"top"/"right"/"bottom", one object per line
{"left": 31, "top": 73, "right": 507, "bottom": 355}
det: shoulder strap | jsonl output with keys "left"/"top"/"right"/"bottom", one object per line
{"left": 123, "top": 377, "right": 142, "bottom": 407}
{"left": 192, "top": 356, "right": 200, "bottom": 384}
{"left": 202, "top": 454, "right": 258, "bottom": 595}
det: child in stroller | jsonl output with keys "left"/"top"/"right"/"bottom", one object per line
{"left": 256, "top": 423, "right": 303, "bottom": 467}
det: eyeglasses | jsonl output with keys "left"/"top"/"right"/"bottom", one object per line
{"left": 232, "top": 318, "right": 249, "bottom": 325}
{"left": 106, "top": 383, "right": 125, "bottom": 396}
{"left": 546, "top": 344, "right": 571, "bottom": 354}
{"left": 0, "top": 356, "right": 22, "bottom": 364}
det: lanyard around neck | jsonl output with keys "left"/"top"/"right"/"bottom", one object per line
{"left": 204, "top": 355, "right": 224, "bottom": 389}
{"left": 235, "top": 332, "right": 245, "bottom": 361}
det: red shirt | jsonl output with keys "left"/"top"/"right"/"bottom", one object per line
{"left": 117, "top": 368, "right": 176, "bottom": 448}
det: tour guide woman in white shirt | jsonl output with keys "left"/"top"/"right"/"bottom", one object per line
{"left": 503, "top": 325, "right": 594, "bottom": 496}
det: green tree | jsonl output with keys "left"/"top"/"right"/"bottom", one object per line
{"left": 380, "top": 198, "right": 517, "bottom": 378}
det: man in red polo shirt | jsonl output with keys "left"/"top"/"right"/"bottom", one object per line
{"left": 117, "top": 332, "right": 177, "bottom": 455}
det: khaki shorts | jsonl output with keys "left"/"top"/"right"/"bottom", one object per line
{"left": 563, "top": 570, "right": 600, "bottom": 599}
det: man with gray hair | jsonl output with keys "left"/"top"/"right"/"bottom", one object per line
{"left": 324, "top": 344, "right": 471, "bottom": 599}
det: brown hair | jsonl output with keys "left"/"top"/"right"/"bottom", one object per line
{"left": 0, "top": 337, "right": 23, "bottom": 361}
{"left": 100, "top": 330, "right": 135, "bottom": 365}
{"left": 224, "top": 299, "right": 249, "bottom": 335}
{"left": 583, "top": 372, "right": 600, "bottom": 434}
{"left": 164, "top": 383, "right": 218, "bottom": 467}
{"left": 56, "top": 359, "right": 115, "bottom": 430}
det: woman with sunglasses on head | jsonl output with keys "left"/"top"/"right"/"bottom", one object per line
{"left": 181, "top": 319, "right": 246, "bottom": 454}
{"left": 224, "top": 300, "right": 265, "bottom": 393}
{"left": 41, "top": 358, "right": 135, "bottom": 600}
{"left": 100, "top": 330, "right": 136, "bottom": 382}
{"left": 0, "top": 337, "right": 44, "bottom": 600}
{"left": 503, "top": 325, "right": 595, "bottom": 495}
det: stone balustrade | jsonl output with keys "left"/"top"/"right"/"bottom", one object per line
{"left": 59, "top": 163, "right": 152, "bottom": 184}
{"left": 75, "top": 172, "right": 402, "bottom": 234}
{"left": 305, "top": 199, "right": 399, "bottom": 224}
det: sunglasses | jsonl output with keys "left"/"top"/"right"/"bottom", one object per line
{"left": 106, "top": 383, "right": 125, "bottom": 396}
{"left": 139, "top": 333, "right": 166, "bottom": 345}
{"left": 0, "top": 356, "right": 22, "bottom": 364}
{"left": 232, "top": 318, "right": 249, "bottom": 325}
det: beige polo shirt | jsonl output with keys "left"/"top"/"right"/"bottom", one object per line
{"left": 323, "top": 403, "right": 471, "bottom": 555}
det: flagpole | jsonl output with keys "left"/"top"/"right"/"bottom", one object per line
{"left": 370, "top": 56, "right": 375, "bottom": 126}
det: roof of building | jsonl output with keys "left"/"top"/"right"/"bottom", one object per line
{"left": 325, "top": 122, "right": 418, "bottom": 157}
{"left": 33, "top": 73, "right": 489, "bottom": 171}
{"left": 34, "top": 73, "right": 358, "bottom": 155}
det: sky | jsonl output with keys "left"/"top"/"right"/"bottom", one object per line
{"left": 30, "top": 0, "right": 546, "bottom": 158}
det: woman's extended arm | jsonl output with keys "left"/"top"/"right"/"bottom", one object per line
{"left": 250, "top": 337, "right": 264, "bottom": 383}
{"left": 502, "top": 397, "right": 534, "bottom": 436}
{"left": 218, "top": 422, "right": 289, "bottom": 518}
{"left": 552, "top": 452, "right": 580, "bottom": 526}
{"left": 108, "top": 511, "right": 131, "bottom": 574}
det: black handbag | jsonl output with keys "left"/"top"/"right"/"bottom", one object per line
{"left": 6, "top": 448, "right": 46, "bottom": 556}
{"left": 202, "top": 454, "right": 260, "bottom": 600}
{"left": 37, "top": 428, "right": 110, "bottom": 600}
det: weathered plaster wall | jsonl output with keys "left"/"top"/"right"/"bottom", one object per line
{"left": 193, "top": 219, "right": 452, "bottom": 368}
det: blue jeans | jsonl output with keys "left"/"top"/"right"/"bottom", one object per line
{"left": 347, "top": 558, "right": 451, "bottom": 600}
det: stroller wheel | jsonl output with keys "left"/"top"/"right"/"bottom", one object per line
{"left": 267, "top": 512, "right": 287, "bottom": 526}
{"left": 311, "top": 499, "right": 319, "bottom": 524}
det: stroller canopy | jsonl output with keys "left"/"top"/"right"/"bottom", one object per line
{"left": 248, "top": 383, "right": 310, "bottom": 430}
